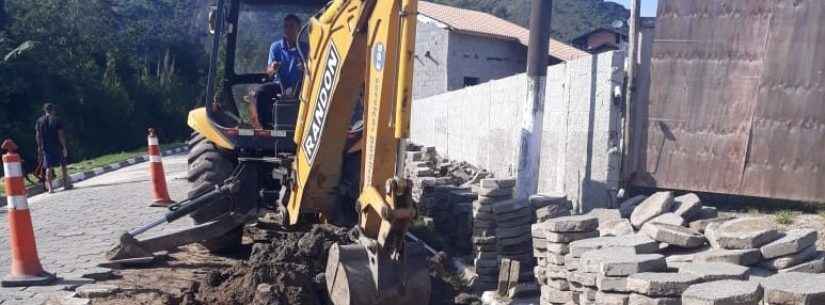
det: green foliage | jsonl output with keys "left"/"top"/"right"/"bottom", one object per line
{"left": 0, "top": 0, "right": 208, "bottom": 165}
{"left": 428, "top": 0, "right": 629, "bottom": 42}
{"left": 774, "top": 210, "right": 796, "bottom": 225}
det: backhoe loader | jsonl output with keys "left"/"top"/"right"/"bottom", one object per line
{"left": 106, "top": 0, "right": 431, "bottom": 304}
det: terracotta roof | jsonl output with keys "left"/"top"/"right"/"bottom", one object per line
{"left": 418, "top": 1, "right": 589, "bottom": 61}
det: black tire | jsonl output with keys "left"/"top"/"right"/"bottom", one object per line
{"left": 186, "top": 132, "right": 243, "bottom": 253}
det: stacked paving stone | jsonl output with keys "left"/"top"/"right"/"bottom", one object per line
{"left": 761, "top": 272, "right": 825, "bottom": 305}
{"left": 537, "top": 215, "right": 602, "bottom": 305}
{"left": 576, "top": 246, "right": 667, "bottom": 305}
{"left": 472, "top": 178, "right": 517, "bottom": 291}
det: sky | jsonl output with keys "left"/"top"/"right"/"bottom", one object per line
{"left": 608, "top": 0, "right": 659, "bottom": 17}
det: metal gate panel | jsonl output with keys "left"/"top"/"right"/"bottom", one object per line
{"left": 631, "top": 0, "right": 825, "bottom": 202}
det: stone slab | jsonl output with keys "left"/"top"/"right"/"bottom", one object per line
{"left": 778, "top": 255, "right": 825, "bottom": 273}
{"left": 600, "top": 219, "right": 636, "bottom": 237}
{"left": 528, "top": 194, "right": 567, "bottom": 209}
{"left": 716, "top": 217, "right": 781, "bottom": 249}
{"left": 620, "top": 195, "right": 647, "bottom": 219}
{"left": 648, "top": 213, "right": 686, "bottom": 227}
{"left": 626, "top": 272, "right": 702, "bottom": 297}
{"left": 596, "top": 274, "right": 629, "bottom": 292}
{"left": 759, "top": 229, "right": 817, "bottom": 259}
{"left": 544, "top": 215, "right": 599, "bottom": 233}
{"left": 569, "top": 271, "right": 596, "bottom": 287}
{"left": 595, "top": 291, "right": 630, "bottom": 305}
{"left": 569, "top": 235, "right": 660, "bottom": 257}
{"left": 681, "top": 280, "right": 763, "bottom": 305}
{"left": 692, "top": 249, "right": 762, "bottom": 266}
{"left": 586, "top": 208, "right": 622, "bottom": 226}
{"left": 673, "top": 193, "right": 703, "bottom": 221}
{"left": 545, "top": 230, "right": 599, "bottom": 243}
{"left": 761, "top": 272, "right": 825, "bottom": 305}
{"left": 759, "top": 244, "right": 819, "bottom": 270}
{"left": 580, "top": 249, "right": 667, "bottom": 276}
{"left": 689, "top": 216, "right": 734, "bottom": 234}
{"left": 546, "top": 278, "right": 570, "bottom": 290}
{"left": 481, "top": 178, "right": 516, "bottom": 190}
{"left": 630, "top": 192, "right": 674, "bottom": 229}
{"left": 628, "top": 293, "right": 681, "bottom": 305}
{"left": 676, "top": 262, "right": 750, "bottom": 281}
{"left": 540, "top": 286, "right": 574, "bottom": 304}
{"left": 641, "top": 222, "right": 706, "bottom": 249}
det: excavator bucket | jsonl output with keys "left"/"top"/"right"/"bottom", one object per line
{"left": 326, "top": 242, "right": 431, "bottom": 305}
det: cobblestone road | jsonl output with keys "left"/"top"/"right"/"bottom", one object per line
{"left": 0, "top": 154, "right": 192, "bottom": 305}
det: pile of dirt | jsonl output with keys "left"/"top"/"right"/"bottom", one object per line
{"left": 195, "top": 224, "right": 352, "bottom": 305}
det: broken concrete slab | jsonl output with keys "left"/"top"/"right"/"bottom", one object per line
{"left": 692, "top": 248, "right": 762, "bottom": 266}
{"left": 677, "top": 262, "right": 749, "bottom": 281}
{"left": 626, "top": 272, "right": 702, "bottom": 297}
{"left": 74, "top": 284, "right": 121, "bottom": 298}
{"left": 601, "top": 219, "right": 636, "bottom": 237}
{"left": 760, "top": 244, "right": 819, "bottom": 270}
{"left": 620, "top": 195, "right": 648, "bottom": 219}
{"left": 673, "top": 193, "right": 703, "bottom": 221}
{"left": 628, "top": 293, "right": 680, "bottom": 305}
{"left": 544, "top": 230, "right": 599, "bottom": 243}
{"left": 761, "top": 272, "right": 825, "bottom": 305}
{"left": 630, "top": 192, "right": 675, "bottom": 229}
{"left": 595, "top": 291, "right": 630, "bottom": 305}
{"left": 689, "top": 216, "right": 734, "bottom": 234}
{"left": 681, "top": 280, "right": 763, "bottom": 305}
{"left": 641, "top": 222, "right": 706, "bottom": 249}
{"left": 778, "top": 255, "right": 824, "bottom": 273}
{"left": 716, "top": 217, "right": 781, "bottom": 249}
{"left": 544, "top": 215, "right": 599, "bottom": 233}
{"left": 759, "top": 229, "right": 817, "bottom": 259}
{"left": 647, "top": 213, "right": 686, "bottom": 227}
{"left": 569, "top": 235, "right": 660, "bottom": 257}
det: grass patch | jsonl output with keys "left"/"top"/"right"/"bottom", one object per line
{"left": 1, "top": 143, "right": 183, "bottom": 195}
{"left": 774, "top": 210, "right": 796, "bottom": 225}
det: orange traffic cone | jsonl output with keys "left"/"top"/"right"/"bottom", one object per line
{"left": 1, "top": 139, "right": 56, "bottom": 287}
{"left": 148, "top": 129, "right": 174, "bottom": 207}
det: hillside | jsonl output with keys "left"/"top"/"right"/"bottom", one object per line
{"left": 429, "top": 0, "right": 629, "bottom": 42}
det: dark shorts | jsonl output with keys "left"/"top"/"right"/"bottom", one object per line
{"left": 43, "top": 150, "right": 64, "bottom": 168}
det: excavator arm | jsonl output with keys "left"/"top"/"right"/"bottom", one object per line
{"left": 287, "top": 1, "right": 429, "bottom": 304}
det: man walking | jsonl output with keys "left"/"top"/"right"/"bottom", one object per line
{"left": 35, "top": 103, "right": 72, "bottom": 193}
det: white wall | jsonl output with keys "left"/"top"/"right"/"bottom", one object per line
{"left": 411, "top": 51, "right": 625, "bottom": 212}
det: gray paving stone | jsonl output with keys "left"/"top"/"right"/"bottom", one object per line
{"left": 716, "top": 217, "right": 781, "bottom": 249}
{"left": 672, "top": 193, "right": 703, "bottom": 221}
{"left": 544, "top": 230, "right": 599, "bottom": 243}
{"left": 630, "top": 192, "right": 674, "bottom": 229}
{"left": 535, "top": 204, "right": 572, "bottom": 222}
{"left": 540, "top": 286, "right": 574, "bottom": 304}
{"left": 693, "top": 248, "right": 762, "bottom": 266}
{"left": 586, "top": 208, "right": 622, "bottom": 226}
{"left": 546, "top": 278, "right": 570, "bottom": 290}
{"left": 620, "top": 195, "right": 648, "bottom": 219}
{"left": 568, "top": 235, "right": 659, "bottom": 258}
{"left": 759, "top": 229, "right": 817, "bottom": 259}
{"left": 681, "top": 280, "right": 763, "bottom": 305}
{"left": 543, "top": 215, "right": 599, "bottom": 233}
{"left": 481, "top": 178, "right": 516, "bottom": 190}
{"left": 595, "top": 291, "right": 630, "bottom": 305}
{"left": 626, "top": 272, "right": 702, "bottom": 297}
{"left": 569, "top": 271, "right": 596, "bottom": 287}
{"left": 759, "top": 244, "right": 819, "bottom": 270}
{"left": 677, "top": 262, "right": 749, "bottom": 281}
{"left": 581, "top": 249, "right": 667, "bottom": 276}
{"left": 628, "top": 293, "right": 680, "bottom": 305}
{"left": 647, "top": 213, "right": 686, "bottom": 227}
{"left": 689, "top": 216, "right": 734, "bottom": 234}
{"left": 596, "top": 274, "right": 629, "bottom": 292}
{"left": 528, "top": 194, "right": 567, "bottom": 210}
{"left": 545, "top": 242, "right": 569, "bottom": 255}
{"left": 778, "top": 255, "right": 824, "bottom": 273}
{"left": 600, "top": 219, "right": 635, "bottom": 237}
{"left": 761, "top": 272, "right": 825, "bottom": 305}
{"left": 641, "top": 222, "right": 706, "bottom": 249}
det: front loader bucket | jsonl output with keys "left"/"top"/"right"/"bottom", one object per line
{"left": 326, "top": 242, "right": 431, "bottom": 305}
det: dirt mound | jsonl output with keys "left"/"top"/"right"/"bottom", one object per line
{"left": 196, "top": 224, "right": 352, "bottom": 305}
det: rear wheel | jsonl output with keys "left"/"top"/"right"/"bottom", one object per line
{"left": 186, "top": 132, "right": 243, "bottom": 253}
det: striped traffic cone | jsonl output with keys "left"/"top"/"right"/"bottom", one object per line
{"left": 148, "top": 129, "right": 174, "bottom": 207}
{"left": 1, "top": 139, "right": 56, "bottom": 287}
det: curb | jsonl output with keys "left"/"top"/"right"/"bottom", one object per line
{"left": 1, "top": 145, "right": 188, "bottom": 209}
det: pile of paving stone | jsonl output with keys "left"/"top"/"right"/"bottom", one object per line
{"left": 472, "top": 178, "right": 523, "bottom": 291}
{"left": 405, "top": 145, "right": 483, "bottom": 254}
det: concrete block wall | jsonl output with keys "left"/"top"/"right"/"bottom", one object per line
{"left": 411, "top": 51, "right": 625, "bottom": 212}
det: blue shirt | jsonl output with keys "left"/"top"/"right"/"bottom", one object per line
{"left": 268, "top": 38, "right": 309, "bottom": 91}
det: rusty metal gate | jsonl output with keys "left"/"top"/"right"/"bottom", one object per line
{"left": 628, "top": 0, "right": 825, "bottom": 202}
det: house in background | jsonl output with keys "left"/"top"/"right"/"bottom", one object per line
{"left": 413, "top": 1, "right": 588, "bottom": 99}
{"left": 571, "top": 28, "right": 629, "bottom": 54}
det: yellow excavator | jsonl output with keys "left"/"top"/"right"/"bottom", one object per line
{"left": 106, "top": 0, "right": 430, "bottom": 304}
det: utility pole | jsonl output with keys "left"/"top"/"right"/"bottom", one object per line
{"left": 515, "top": 0, "right": 552, "bottom": 200}
{"left": 621, "top": 0, "right": 641, "bottom": 189}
